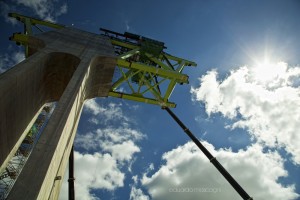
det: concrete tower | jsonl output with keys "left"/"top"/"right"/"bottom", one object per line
{"left": 0, "top": 27, "right": 116, "bottom": 199}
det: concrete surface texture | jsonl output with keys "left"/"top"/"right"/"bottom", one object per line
{"left": 0, "top": 27, "right": 116, "bottom": 199}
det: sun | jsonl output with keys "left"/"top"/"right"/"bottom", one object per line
{"left": 251, "top": 56, "right": 287, "bottom": 83}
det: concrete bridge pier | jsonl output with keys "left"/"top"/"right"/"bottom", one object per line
{"left": 0, "top": 27, "right": 116, "bottom": 199}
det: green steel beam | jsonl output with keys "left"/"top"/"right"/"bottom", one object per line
{"left": 110, "top": 38, "right": 196, "bottom": 67}
{"left": 9, "top": 13, "right": 65, "bottom": 30}
{"left": 9, "top": 13, "right": 64, "bottom": 58}
{"left": 111, "top": 39, "right": 137, "bottom": 50}
{"left": 109, "top": 35, "right": 195, "bottom": 108}
{"left": 164, "top": 79, "right": 177, "bottom": 101}
{"left": 118, "top": 67, "right": 135, "bottom": 93}
{"left": 24, "top": 18, "right": 33, "bottom": 35}
{"left": 162, "top": 52, "right": 197, "bottom": 67}
{"left": 162, "top": 54, "right": 175, "bottom": 70}
{"left": 143, "top": 77, "right": 165, "bottom": 102}
{"left": 145, "top": 53, "right": 173, "bottom": 70}
{"left": 176, "top": 61, "right": 186, "bottom": 73}
{"left": 9, "top": 33, "right": 31, "bottom": 57}
{"left": 136, "top": 72, "right": 146, "bottom": 93}
{"left": 9, "top": 33, "right": 29, "bottom": 46}
{"left": 111, "top": 69, "right": 135, "bottom": 90}
{"left": 108, "top": 91, "right": 176, "bottom": 108}
{"left": 141, "top": 77, "right": 166, "bottom": 95}
{"left": 118, "top": 48, "right": 140, "bottom": 59}
{"left": 109, "top": 37, "right": 196, "bottom": 107}
{"left": 117, "top": 59, "right": 189, "bottom": 84}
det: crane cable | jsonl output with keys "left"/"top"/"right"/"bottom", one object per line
{"left": 162, "top": 106, "right": 253, "bottom": 200}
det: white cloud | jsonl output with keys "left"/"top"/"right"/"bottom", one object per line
{"left": 0, "top": 2, "right": 18, "bottom": 25}
{"left": 132, "top": 175, "right": 138, "bottom": 184}
{"left": 143, "top": 163, "right": 155, "bottom": 175}
{"left": 84, "top": 99, "right": 130, "bottom": 124}
{"left": 75, "top": 127, "right": 143, "bottom": 152}
{"left": 78, "top": 100, "right": 144, "bottom": 163}
{"left": 59, "top": 152, "right": 125, "bottom": 200}
{"left": 57, "top": 3, "right": 67, "bottom": 17}
{"left": 84, "top": 99, "right": 106, "bottom": 115}
{"left": 0, "top": 0, "right": 68, "bottom": 24}
{"left": 125, "top": 20, "right": 130, "bottom": 31}
{"left": 0, "top": 55, "right": 10, "bottom": 74}
{"left": 12, "top": 51, "right": 25, "bottom": 64}
{"left": 130, "top": 187, "right": 150, "bottom": 200}
{"left": 14, "top": 0, "right": 67, "bottom": 22}
{"left": 148, "top": 163, "right": 154, "bottom": 171}
{"left": 142, "top": 141, "right": 299, "bottom": 200}
{"left": 75, "top": 152, "right": 124, "bottom": 189}
{"left": 60, "top": 99, "right": 145, "bottom": 200}
{"left": 101, "top": 140, "right": 140, "bottom": 162}
{"left": 191, "top": 62, "right": 300, "bottom": 164}
{"left": 0, "top": 50, "right": 25, "bottom": 74}
{"left": 16, "top": 0, "right": 51, "bottom": 20}
{"left": 88, "top": 117, "right": 99, "bottom": 125}
{"left": 130, "top": 175, "right": 150, "bottom": 200}
{"left": 75, "top": 127, "right": 143, "bottom": 166}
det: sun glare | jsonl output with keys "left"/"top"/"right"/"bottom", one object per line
{"left": 251, "top": 57, "right": 287, "bottom": 83}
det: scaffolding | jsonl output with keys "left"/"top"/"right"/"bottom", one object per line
{"left": 0, "top": 103, "right": 55, "bottom": 199}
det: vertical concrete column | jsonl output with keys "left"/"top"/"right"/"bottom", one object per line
{"left": 0, "top": 50, "right": 53, "bottom": 174}
{"left": 2, "top": 28, "right": 116, "bottom": 199}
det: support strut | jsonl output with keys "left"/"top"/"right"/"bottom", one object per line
{"left": 163, "top": 107, "right": 253, "bottom": 200}
{"left": 68, "top": 145, "right": 75, "bottom": 200}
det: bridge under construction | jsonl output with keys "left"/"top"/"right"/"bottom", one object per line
{"left": 0, "top": 13, "right": 252, "bottom": 200}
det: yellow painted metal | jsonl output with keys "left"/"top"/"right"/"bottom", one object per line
{"left": 116, "top": 59, "right": 189, "bottom": 84}
{"left": 111, "top": 38, "right": 197, "bottom": 67}
{"left": 111, "top": 39, "right": 137, "bottom": 50}
{"left": 108, "top": 91, "right": 176, "bottom": 107}
{"left": 9, "top": 13, "right": 65, "bottom": 30}
{"left": 163, "top": 53, "right": 197, "bottom": 67}
{"left": 118, "top": 48, "right": 140, "bottom": 59}
{"left": 9, "top": 33, "right": 29, "bottom": 46}
{"left": 107, "top": 35, "right": 197, "bottom": 107}
{"left": 145, "top": 53, "right": 173, "bottom": 70}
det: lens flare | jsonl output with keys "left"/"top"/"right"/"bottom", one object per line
{"left": 251, "top": 57, "right": 287, "bottom": 83}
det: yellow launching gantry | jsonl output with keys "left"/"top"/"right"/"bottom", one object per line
{"left": 9, "top": 13, "right": 197, "bottom": 108}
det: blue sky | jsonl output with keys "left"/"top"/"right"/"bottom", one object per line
{"left": 1, "top": 0, "right": 300, "bottom": 199}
